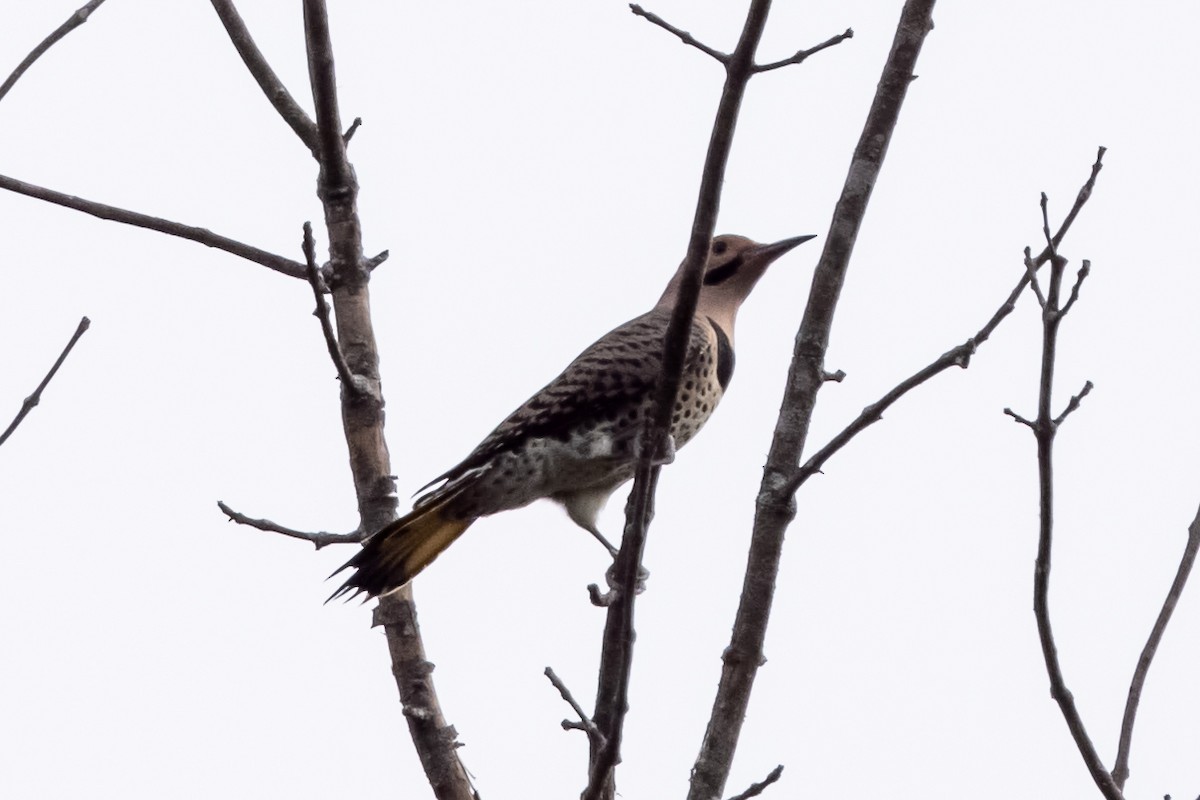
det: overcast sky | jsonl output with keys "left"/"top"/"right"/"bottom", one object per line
{"left": 2, "top": 2, "right": 1198, "bottom": 799}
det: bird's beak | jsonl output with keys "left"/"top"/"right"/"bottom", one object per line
{"left": 752, "top": 234, "right": 817, "bottom": 263}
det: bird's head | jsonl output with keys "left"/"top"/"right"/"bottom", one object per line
{"left": 658, "top": 233, "right": 816, "bottom": 332}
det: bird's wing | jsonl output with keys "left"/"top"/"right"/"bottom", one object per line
{"left": 416, "top": 308, "right": 713, "bottom": 498}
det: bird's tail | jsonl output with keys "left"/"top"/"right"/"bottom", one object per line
{"left": 328, "top": 490, "right": 474, "bottom": 602}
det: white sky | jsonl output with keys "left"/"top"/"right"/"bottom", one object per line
{"left": 2, "top": 2, "right": 1198, "bottom": 799}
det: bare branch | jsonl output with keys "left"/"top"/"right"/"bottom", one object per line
{"left": 1060, "top": 259, "right": 1090, "bottom": 316}
{"left": 1010, "top": 171, "right": 1122, "bottom": 800}
{"left": 300, "top": 3, "right": 474, "bottom": 798}
{"left": 1022, "top": 246, "right": 1048, "bottom": 308}
{"left": 0, "top": 316, "right": 90, "bottom": 448}
{"left": 1113, "top": 503, "right": 1200, "bottom": 789}
{"left": 726, "top": 765, "right": 784, "bottom": 800}
{"left": 629, "top": 4, "right": 728, "bottom": 64}
{"left": 688, "top": 4, "right": 937, "bottom": 799}
{"left": 754, "top": 28, "right": 854, "bottom": 74}
{"left": 1004, "top": 407, "right": 1035, "bottom": 428}
{"left": 343, "top": 116, "right": 362, "bottom": 144}
{"left": 545, "top": 667, "right": 605, "bottom": 749}
{"left": 0, "top": 173, "right": 307, "bottom": 279}
{"left": 587, "top": 3, "right": 778, "bottom": 798}
{"left": 209, "top": 0, "right": 319, "bottom": 153}
{"left": 0, "top": 0, "right": 107, "bottom": 105}
{"left": 302, "top": 222, "right": 359, "bottom": 391}
{"left": 822, "top": 369, "right": 846, "bottom": 383}
{"left": 787, "top": 263, "right": 1030, "bottom": 494}
{"left": 216, "top": 500, "right": 364, "bottom": 549}
{"left": 1052, "top": 380, "right": 1093, "bottom": 427}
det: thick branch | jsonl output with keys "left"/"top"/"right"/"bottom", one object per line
{"left": 209, "top": 0, "right": 319, "bottom": 153}
{"left": 688, "top": 4, "right": 936, "bottom": 799}
{"left": 216, "top": 500, "right": 364, "bottom": 549}
{"left": 586, "top": 4, "right": 779, "bottom": 799}
{"left": 0, "top": 0, "right": 107, "bottom": 104}
{"left": 300, "top": 3, "right": 474, "bottom": 798}
{"left": 1112, "top": 503, "right": 1200, "bottom": 789}
{"left": 0, "top": 173, "right": 307, "bottom": 279}
{"left": 0, "top": 316, "right": 90, "bottom": 447}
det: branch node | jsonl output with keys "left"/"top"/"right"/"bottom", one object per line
{"left": 822, "top": 368, "right": 846, "bottom": 383}
{"left": 0, "top": 316, "right": 91, "bottom": 447}
{"left": 364, "top": 250, "right": 390, "bottom": 272}
{"left": 545, "top": 667, "right": 605, "bottom": 748}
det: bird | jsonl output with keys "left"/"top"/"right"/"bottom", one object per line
{"left": 330, "top": 233, "right": 815, "bottom": 600}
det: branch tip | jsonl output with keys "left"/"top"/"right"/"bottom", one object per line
{"left": 630, "top": 3, "right": 728, "bottom": 63}
{"left": 216, "top": 500, "right": 365, "bottom": 549}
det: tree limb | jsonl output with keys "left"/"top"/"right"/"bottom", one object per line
{"left": 0, "top": 316, "right": 89, "bottom": 447}
{"left": 300, "top": 3, "right": 475, "bottom": 798}
{"left": 302, "top": 221, "right": 359, "bottom": 391}
{"left": 0, "top": 173, "right": 307, "bottom": 279}
{"left": 688, "top": 4, "right": 936, "bottom": 799}
{"left": 0, "top": 0, "right": 107, "bottom": 104}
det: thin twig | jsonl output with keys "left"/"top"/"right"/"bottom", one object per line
{"left": 209, "top": 0, "right": 319, "bottom": 153}
{"left": 0, "top": 0, "right": 107, "bottom": 104}
{"left": 586, "top": 4, "right": 777, "bottom": 799}
{"left": 302, "top": 222, "right": 357, "bottom": 390}
{"left": 1052, "top": 380, "right": 1093, "bottom": 428}
{"left": 1060, "top": 259, "right": 1090, "bottom": 316}
{"left": 545, "top": 668, "right": 605, "bottom": 748}
{"left": 754, "top": 28, "right": 854, "bottom": 73}
{"left": 688, "top": 4, "right": 937, "bottom": 799}
{"left": 1112, "top": 503, "right": 1200, "bottom": 789}
{"left": 629, "top": 4, "right": 728, "bottom": 64}
{"left": 726, "top": 765, "right": 784, "bottom": 800}
{"left": 786, "top": 262, "right": 1031, "bottom": 494}
{"left": 343, "top": 116, "right": 362, "bottom": 144}
{"left": 0, "top": 173, "right": 307, "bottom": 279}
{"left": 216, "top": 500, "right": 364, "bottom": 549}
{"left": 0, "top": 316, "right": 90, "bottom": 447}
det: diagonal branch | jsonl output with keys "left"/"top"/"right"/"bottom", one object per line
{"left": 688, "top": 4, "right": 936, "bottom": 799}
{"left": 753, "top": 28, "right": 854, "bottom": 73}
{"left": 629, "top": 4, "right": 728, "bottom": 64}
{"left": 209, "top": 0, "right": 319, "bottom": 154}
{"left": 1112, "top": 503, "right": 1200, "bottom": 790}
{"left": 786, "top": 261, "right": 1030, "bottom": 495}
{"left": 217, "top": 500, "right": 365, "bottom": 549}
{"left": 0, "top": 316, "right": 90, "bottom": 448}
{"left": 0, "top": 0, "right": 107, "bottom": 104}
{"left": 0, "top": 173, "right": 307, "bottom": 279}
{"left": 726, "top": 765, "right": 784, "bottom": 800}
{"left": 586, "top": 4, "right": 782, "bottom": 799}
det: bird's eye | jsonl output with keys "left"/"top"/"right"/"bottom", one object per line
{"left": 712, "top": 241, "right": 728, "bottom": 256}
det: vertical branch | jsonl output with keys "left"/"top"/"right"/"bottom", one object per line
{"left": 300, "top": 3, "right": 475, "bottom": 798}
{"left": 687, "top": 3, "right": 936, "bottom": 799}
{"left": 584, "top": 5, "right": 778, "bottom": 799}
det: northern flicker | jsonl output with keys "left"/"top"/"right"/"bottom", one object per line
{"left": 330, "top": 233, "right": 815, "bottom": 600}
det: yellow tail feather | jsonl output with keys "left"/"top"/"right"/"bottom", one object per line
{"left": 329, "top": 493, "right": 474, "bottom": 602}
